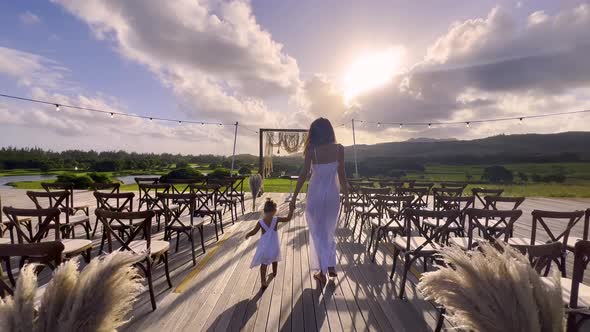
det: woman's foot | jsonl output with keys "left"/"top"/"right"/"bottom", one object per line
{"left": 328, "top": 267, "right": 337, "bottom": 278}
{"left": 261, "top": 279, "right": 269, "bottom": 289}
{"left": 313, "top": 272, "right": 327, "bottom": 284}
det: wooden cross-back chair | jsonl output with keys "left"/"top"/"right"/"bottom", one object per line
{"left": 343, "top": 182, "right": 368, "bottom": 227}
{"left": 135, "top": 176, "right": 159, "bottom": 208}
{"left": 94, "top": 192, "right": 135, "bottom": 251}
{"left": 391, "top": 209, "right": 461, "bottom": 299}
{"left": 482, "top": 196, "right": 525, "bottom": 237}
{"left": 352, "top": 187, "right": 390, "bottom": 243}
{"left": 95, "top": 208, "right": 171, "bottom": 311}
{"left": 509, "top": 210, "right": 585, "bottom": 277}
{"left": 2, "top": 206, "right": 92, "bottom": 265}
{"left": 41, "top": 182, "right": 90, "bottom": 217}
{"left": 137, "top": 183, "right": 172, "bottom": 231}
{"left": 565, "top": 209, "right": 590, "bottom": 255}
{"left": 159, "top": 192, "right": 205, "bottom": 266}
{"left": 565, "top": 240, "right": 590, "bottom": 331}
{"left": 190, "top": 184, "right": 223, "bottom": 241}
{"left": 515, "top": 241, "right": 564, "bottom": 276}
{"left": 455, "top": 208, "right": 523, "bottom": 251}
{"left": 1, "top": 195, "right": 31, "bottom": 244}
{"left": 432, "top": 187, "right": 464, "bottom": 211}
{"left": 0, "top": 241, "right": 64, "bottom": 297}
{"left": 27, "top": 191, "right": 91, "bottom": 240}
{"left": 396, "top": 187, "right": 430, "bottom": 209}
{"left": 227, "top": 175, "right": 246, "bottom": 216}
{"left": 424, "top": 196, "right": 475, "bottom": 243}
{"left": 207, "top": 177, "right": 239, "bottom": 224}
{"left": 471, "top": 188, "right": 504, "bottom": 208}
{"left": 370, "top": 195, "right": 414, "bottom": 260}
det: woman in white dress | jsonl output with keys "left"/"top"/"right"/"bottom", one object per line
{"left": 290, "top": 118, "right": 350, "bottom": 283}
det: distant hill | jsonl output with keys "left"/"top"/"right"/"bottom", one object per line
{"left": 404, "top": 137, "right": 457, "bottom": 143}
{"left": 343, "top": 132, "right": 590, "bottom": 164}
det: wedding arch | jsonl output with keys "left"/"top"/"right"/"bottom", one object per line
{"left": 258, "top": 128, "right": 308, "bottom": 177}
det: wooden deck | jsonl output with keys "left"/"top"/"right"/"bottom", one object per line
{"left": 1, "top": 189, "right": 589, "bottom": 331}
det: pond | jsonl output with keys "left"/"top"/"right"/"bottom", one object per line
{"left": 0, "top": 174, "right": 161, "bottom": 189}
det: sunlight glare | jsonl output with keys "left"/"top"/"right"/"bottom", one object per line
{"left": 342, "top": 46, "right": 405, "bottom": 105}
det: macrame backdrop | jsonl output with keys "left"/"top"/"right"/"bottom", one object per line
{"left": 263, "top": 131, "right": 307, "bottom": 177}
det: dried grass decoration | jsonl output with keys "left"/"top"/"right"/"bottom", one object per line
{"left": 249, "top": 174, "right": 263, "bottom": 211}
{"left": 0, "top": 251, "right": 146, "bottom": 332}
{"left": 418, "top": 243, "right": 564, "bottom": 332}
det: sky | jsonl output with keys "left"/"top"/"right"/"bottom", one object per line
{"left": 0, "top": 0, "right": 589, "bottom": 155}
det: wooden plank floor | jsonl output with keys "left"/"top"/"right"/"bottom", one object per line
{"left": 1, "top": 189, "right": 589, "bottom": 331}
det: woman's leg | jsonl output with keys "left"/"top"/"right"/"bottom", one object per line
{"left": 272, "top": 262, "right": 278, "bottom": 275}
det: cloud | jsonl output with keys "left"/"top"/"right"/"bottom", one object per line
{"left": 324, "top": 4, "right": 590, "bottom": 143}
{"left": 53, "top": 0, "right": 302, "bottom": 128}
{"left": 0, "top": 47, "right": 65, "bottom": 89}
{"left": 19, "top": 11, "right": 41, "bottom": 25}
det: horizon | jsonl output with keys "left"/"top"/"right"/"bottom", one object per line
{"left": 1, "top": 1, "right": 590, "bottom": 155}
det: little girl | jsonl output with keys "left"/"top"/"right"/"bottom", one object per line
{"left": 246, "top": 198, "right": 294, "bottom": 289}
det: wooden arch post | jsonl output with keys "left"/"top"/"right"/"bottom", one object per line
{"left": 258, "top": 128, "right": 308, "bottom": 176}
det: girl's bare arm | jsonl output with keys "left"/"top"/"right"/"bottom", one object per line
{"left": 292, "top": 147, "right": 312, "bottom": 202}
{"left": 277, "top": 206, "right": 294, "bottom": 223}
{"left": 245, "top": 223, "right": 261, "bottom": 239}
{"left": 337, "top": 144, "right": 349, "bottom": 196}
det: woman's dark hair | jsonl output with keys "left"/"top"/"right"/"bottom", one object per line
{"left": 263, "top": 198, "right": 277, "bottom": 213}
{"left": 305, "top": 117, "right": 336, "bottom": 149}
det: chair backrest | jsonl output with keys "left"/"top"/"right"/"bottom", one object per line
{"left": 403, "top": 209, "right": 461, "bottom": 251}
{"left": 437, "top": 196, "right": 475, "bottom": 219}
{"left": 134, "top": 177, "right": 159, "bottom": 185}
{"left": 137, "top": 183, "right": 170, "bottom": 210}
{"left": 229, "top": 176, "right": 246, "bottom": 196}
{"left": 484, "top": 196, "right": 524, "bottom": 211}
{"left": 2, "top": 207, "right": 62, "bottom": 243}
{"left": 0, "top": 241, "right": 64, "bottom": 297}
{"left": 396, "top": 188, "right": 430, "bottom": 209}
{"left": 433, "top": 187, "right": 464, "bottom": 210}
{"left": 94, "top": 191, "right": 134, "bottom": 212}
{"left": 440, "top": 182, "right": 467, "bottom": 191}
{"left": 569, "top": 240, "right": 590, "bottom": 311}
{"left": 374, "top": 195, "right": 414, "bottom": 229}
{"left": 158, "top": 193, "right": 196, "bottom": 228}
{"left": 515, "top": 241, "right": 563, "bottom": 276}
{"left": 530, "top": 210, "right": 586, "bottom": 246}
{"left": 41, "top": 182, "right": 76, "bottom": 210}
{"left": 360, "top": 187, "right": 390, "bottom": 215}
{"left": 95, "top": 209, "right": 155, "bottom": 253}
{"left": 471, "top": 188, "right": 503, "bottom": 207}
{"left": 27, "top": 190, "right": 73, "bottom": 226}
{"left": 90, "top": 182, "right": 121, "bottom": 193}
{"left": 207, "top": 177, "right": 236, "bottom": 200}
{"left": 190, "top": 184, "right": 221, "bottom": 213}
{"left": 465, "top": 208, "right": 523, "bottom": 248}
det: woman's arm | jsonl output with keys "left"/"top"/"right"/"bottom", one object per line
{"left": 290, "top": 147, "right": 312, "bottom": 209}
{"left": 337, "top": 144, "right": 349, "bottom": 196}
{"left": 245, "top": 223, "right": 261, "bottom": 239}
{"left": 277, "top": 206, "right": 295, "bottom": 223}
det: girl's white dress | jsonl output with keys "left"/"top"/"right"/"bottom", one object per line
{"left": 305, "top": 147, "right": 340, "bottom": 274}
{"left": 250, "top": 217, "right": 281, "bottom": 267}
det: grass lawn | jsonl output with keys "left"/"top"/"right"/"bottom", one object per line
{"left": 4, "top": 162, "right": 590, "bottom": 197}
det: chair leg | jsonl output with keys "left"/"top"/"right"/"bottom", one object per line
{"left": 435, "top": 306, "right": 446, "bottom": 332}
{"left": 398, "top": 254, "right": 412, "bottom": 299}
{"left": 84, "top": 248, "right": 92, "bottom": 263}
{"left": 199, "top": 226, "right": 206, "bottom": 253}
{"left": 190, "top": 229, "right": 196, "bottom": 266}
{"left": 219, "top": 212, "right": 224, "bottom": 234}
{"left": 351, "top": 214, "right": 360, "bottom": 238}
{"left": 371, "top": 233, "right": 380, "bottom": 262}
{"left": 5, "top": 258, "right": 16, "bottom": 286}
{"left": 91, "top": 219, "right": 100, "bottom": 238}
{"left": 145, "top": 263, "right": 157, "bottom": 311}
{"left": 163, "top": 252, "right": 173, "bottom": 289}
{"left": 175, "top": 232, "right": 181, "bottom": 252}
{"left": 213, "top": 216, "right": 219, "bottom": 241}
{"left": 357, "top": 218, "right": 366, "bottom": 243}
{"left": 390, "top": 247, "right": 399, "bottom": 280}
{"left": 368, "top": 227, "right": 376, "bottom": 253}
{"left": 561, "top": 254, "right": 567, "bottom": 278}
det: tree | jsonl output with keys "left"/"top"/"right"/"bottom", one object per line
{"left": 238, "top": 166, "right": 252, "bottom": 175}
{"left": 517, "top": 172, "right": 528, "bottom": 182}
{"left": 482, "top": 166, "right": 513, "bottom": 183}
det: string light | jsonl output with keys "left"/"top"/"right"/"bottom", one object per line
{"left": 519, "top": 117, "right": 523, "bottom": 124}
{"left": 55, "top": 104, "right": 60, "bottom": 112}
{"left": 466, "top": 122, "right": 470, "bottom": 128}
{"left": 110, "top": 112, "right": 114, "bottom": 118}
{"left": 178, "top": 121, "right": 182, "bottom": 125}
{"left": 428, "top": 123, "right": 432, "bottom": 129}
{"left": 377, "top": 122, "right": 381, "bottom": 127}
{"left": 399, "top": 123, "right": 403, "bottom": 129}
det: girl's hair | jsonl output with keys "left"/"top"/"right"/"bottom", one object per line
{"left": 305, "top": 117, "right": 336, "bottom": 150}
{"left": 263, "top": 198, "right": 277, "bottom": 213}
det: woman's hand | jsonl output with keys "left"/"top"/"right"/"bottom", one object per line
{"left": 289, "top": 199, "right": 297, "bottom": 212}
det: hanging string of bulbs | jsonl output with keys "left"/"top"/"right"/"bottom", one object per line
{"left": 0, "top": 93, "right": 261, "bottom": 134}
{"left": 346, "top": 108, "right": 590, "bottom": 129}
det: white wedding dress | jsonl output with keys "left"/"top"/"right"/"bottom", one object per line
{"left": 305, "top": 148, "right": 340, "bottom": 274}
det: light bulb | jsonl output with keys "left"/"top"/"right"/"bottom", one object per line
{"left": 399, "top": 123, "right": 403, "bottom": 129}
{"left": 178, "top": 121, "right": 182, "bottom": 125}
{"left": 149, "top": 117, "right": 153, "bottom": 121}
{"left": 466, "top": 122, "right": 470, "bottom": 128}
{"left": 110, "top": 112, "right": 114, "bottom": 118}
{"left": 377, "top": 122, "right": 381, "bottom": 127}
{"left": 519, "top": 117, "right": 523, "bottom": 124}
{"left": 55, "top": 104, "right": 60, "bottom": 112}
{"left": 428, "top": 123, "right": 432, "bottom": 129}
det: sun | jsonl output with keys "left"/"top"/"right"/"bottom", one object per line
{"left": 342, "top": 46, "right": 405, "bottom": 105}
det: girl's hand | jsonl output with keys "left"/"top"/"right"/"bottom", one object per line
{"left": 245, "top": 233, "right": 250, "bottom": 239}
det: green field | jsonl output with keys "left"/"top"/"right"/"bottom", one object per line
{"left": 3, "top": 162, "right": 590, "bottom": 197}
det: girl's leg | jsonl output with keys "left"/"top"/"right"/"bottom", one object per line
{"left": 328, "top": 267, "right": 337, "bottom": 277}
{"left": 260, "top": 264, "right": 268, "bottom": 288}
{"left": 272, "top": 262, "right": 278, "bottom": 275}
